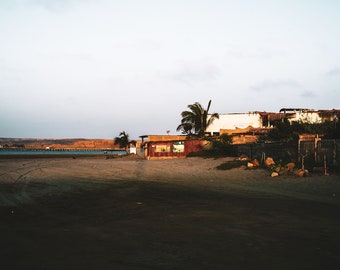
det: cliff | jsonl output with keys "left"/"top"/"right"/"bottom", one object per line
{"left": 0, "top": 138, "right": 117, "bottom": 150}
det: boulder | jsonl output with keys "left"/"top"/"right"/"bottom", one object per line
{"left": 265, "top": 157, "right": 275, "bottom": 167}
{"left": 238, "top": 154, "right": 249, "bottom": 161}
{"left": 252, "top": 158, "right": 260, "bottom": 167}
{"left": 294, "top": 169, "right": 307, "bottom": 177}
{"left": 285, "top": 162, "right": 295, "bottom": 172}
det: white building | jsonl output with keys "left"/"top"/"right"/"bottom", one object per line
{"left": 206, "top": 108, "right": 339, "bottom": 136}
{"left": 279, "top": 108, "right": 322, "bottom": 123}
{"left": 206, "top": 112, "right": 264, "bottom": 135}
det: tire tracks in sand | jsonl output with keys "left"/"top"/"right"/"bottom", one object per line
{"left": 0, "top": 159, "right": 69, "bottom": 207}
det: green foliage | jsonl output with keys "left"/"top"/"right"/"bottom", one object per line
{"left": 114, "top": 131, "right": 130, "bottom": 152}
{"left": 188, "top": 134, "right": 233, "bottom": 158}
{"left": 262, "top": 120, "right": 340, "bottom": 142}
{"left": 219, "top": 134, "right": 233, "bottom": 144}
{"left": 177, "top": 100, "right": 219, "bottom": 137}
{"left": 209, "top": 134, "right": 233, "bottom": 155}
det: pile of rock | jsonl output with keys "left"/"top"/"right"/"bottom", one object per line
{"left": 264, "top": 157, "right": 309, "bottom": 177}
{"left": 241, "top": 155, "right": 309, "bottom": 177}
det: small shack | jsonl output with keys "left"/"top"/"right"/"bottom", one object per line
{"left": 142, "top": 138, "right": 204, "bottom": 160}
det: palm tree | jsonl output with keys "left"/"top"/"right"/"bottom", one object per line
{"left": 114, "top": 131, "right": 132, "bottom": 153}
{"left": 176, "top": 100, "right": 219, "bottom": 137}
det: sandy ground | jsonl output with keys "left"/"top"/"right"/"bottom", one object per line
{"left": 1, "top": 156, "right": 340, "bottom": 269}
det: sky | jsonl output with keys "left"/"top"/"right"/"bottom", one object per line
{"left": 1, "top": 0, "right": 340, "bottom": 139}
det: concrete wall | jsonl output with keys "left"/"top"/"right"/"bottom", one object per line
{"left": 288, "top": 111, "right": 322, "bottom": 123}
{"left": 206, "top": 113, "right": 263, "bottom": 134}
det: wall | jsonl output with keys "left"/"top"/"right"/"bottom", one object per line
{"left": 206, "top": 113, "right": 263, "bottom": 135}
{"left": 146, "top": 140, "right": 203, "bottom": 160}
{"left": 145, "top": 135, "right": 188, "bottom": 142}
{"left": 288, "top": 111, "right": 322, "bottom": 123}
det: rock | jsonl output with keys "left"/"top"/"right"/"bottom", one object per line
{"left": 294, "top": 169, "right": 306, "bottom": 177}
{"left": 285, "top": 162, "right": 295, "bottom": 172}
{"left": 271, "top": 172, "right": 279, "bottom": 177}
{"left": 265, "top": 157, "right": 275, "bottom": 167}
{"left": 252, "top": 158, "right": 260, "bottom": 167}
{"left": 238, "top": 154, "right": 249, "bottom": 161}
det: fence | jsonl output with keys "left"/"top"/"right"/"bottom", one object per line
{"left": 232, "top": 142, "right": 297, "bottom": 163}
{"left": 299, "top": 139, "right": 340, "bottom": 167}
{"left": 232, "top": 139, "right": 340, "bottom": 168}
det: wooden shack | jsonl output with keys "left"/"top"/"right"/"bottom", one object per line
{"left": 143, "top": 139, "right": 204, "bottom": 160}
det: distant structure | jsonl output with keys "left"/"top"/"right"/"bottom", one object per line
{"left": 137, "top": 108, "right": 339, "bottom": 157}
{"left": 279, "top": 108, "right": 339, "bottom": 123}
{"left": 139, "top": 135, "right": 203, "bottom": 160}
{"left": 206, "top": 112, "right": 264, "bottom": 135}
{"left": 205, "top": 108, "right": 339, "bottom": 137}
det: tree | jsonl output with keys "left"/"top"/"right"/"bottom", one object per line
{"left": 263, "top": 120, "right": 340, "bottom": 142}
{"left": 114, "top": 131, "right": 133, "bottom": 153}
{"left": 176, "top": 100, "right": 219, "bottom": 137}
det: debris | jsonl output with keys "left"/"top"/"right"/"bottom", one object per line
{"left": 238, "top": 154, "right": 249, "bottom": 161}
{"left": 285, "top": 162, "right": 295, "bottom": 172}
{"left": 265, "top": 157, "right": 275, "bottom": 167}
{"left": 294, "top": 169, "right": 309, "bottom": 177}
{"left": 271, "top": 172, "right": 279, "bottom": 177}
{"left": 252, "top": 158, "right": 260, "bottom": 167}
{"left": 247, "top": 158, "right": 259, "bottom": 168}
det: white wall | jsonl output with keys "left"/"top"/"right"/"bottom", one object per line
{"left": 288, "top": 111, "right": 322, "bottom": 123}
{"left": 206, "top": 113, "right": 263, "bottom": 134}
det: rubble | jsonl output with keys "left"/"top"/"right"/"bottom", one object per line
{"left": 265, "top": 157, "right": 275, "bottom": 167}
{"left": 271, "top": 172, "right": 279, "bottom": 177}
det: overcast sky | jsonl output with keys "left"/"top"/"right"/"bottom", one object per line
{"left": 1, "top": 0, "right": 339, "bottom": 139}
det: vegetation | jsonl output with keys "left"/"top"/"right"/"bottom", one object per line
{"left": 114, "top": 131, "right": 135, "bottom": 153}
{"left": 262, "top": 119, "right": 340, "bottom": 142}
{"left": 188, "top": 134, "right": 234, "bottom": 158}
{"left": 176, "top": 100, "right": 219, "bottom": 137}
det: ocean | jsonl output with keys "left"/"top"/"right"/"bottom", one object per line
{"left": 0, "top": 149, "right": 127, "bottom": 155}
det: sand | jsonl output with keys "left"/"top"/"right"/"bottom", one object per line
{"left": 1, "top": 156, "right": 339, "bottom": 206}
{"left": 1, "top": 156, "right": 340, "bottom": 269}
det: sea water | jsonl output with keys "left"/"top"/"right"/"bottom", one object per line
{"left": 0, "top": 149, "right": 127, "bottom": 155}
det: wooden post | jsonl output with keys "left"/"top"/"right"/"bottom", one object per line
{"left": 298, "top": 139, "right": 300, "bottom": 163}
{"left": 324, "top": 154, "right": 329, "bottom": 176}
{"left": 333, "top": 139, "right": 337, "bottom": 166}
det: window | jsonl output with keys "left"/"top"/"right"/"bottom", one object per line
{"left": 173, "top": 141, "right": 185, "bottom": 153}
{"left": 155, "top": 145, "right": 170, "bottom": 153}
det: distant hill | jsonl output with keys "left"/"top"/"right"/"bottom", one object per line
{"left": 0, "top": 138, "right": 117, "bottom": 149}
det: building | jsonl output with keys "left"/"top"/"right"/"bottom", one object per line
{"left": 280, "top": 108, "right": 339, "bottom": 124}
{"left": 205, "top": 112, "right": 264, "bottom": 136}
{"left": 206, "top": 109, "right": 340, "bottom": 136}
{"left": 140, "top": 135, "right": 205, "bottom": 160}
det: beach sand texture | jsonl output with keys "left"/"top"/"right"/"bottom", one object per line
{"left": 1, "top": 156, "right": 340, "bottom": 269}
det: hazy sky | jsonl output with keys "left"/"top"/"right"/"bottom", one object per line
{"left": 1, "top": 0, "right": 339, "bottom": 139}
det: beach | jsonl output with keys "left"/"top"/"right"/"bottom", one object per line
{"left": 1, "top": 156, "right": 340, "bottom": 269}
